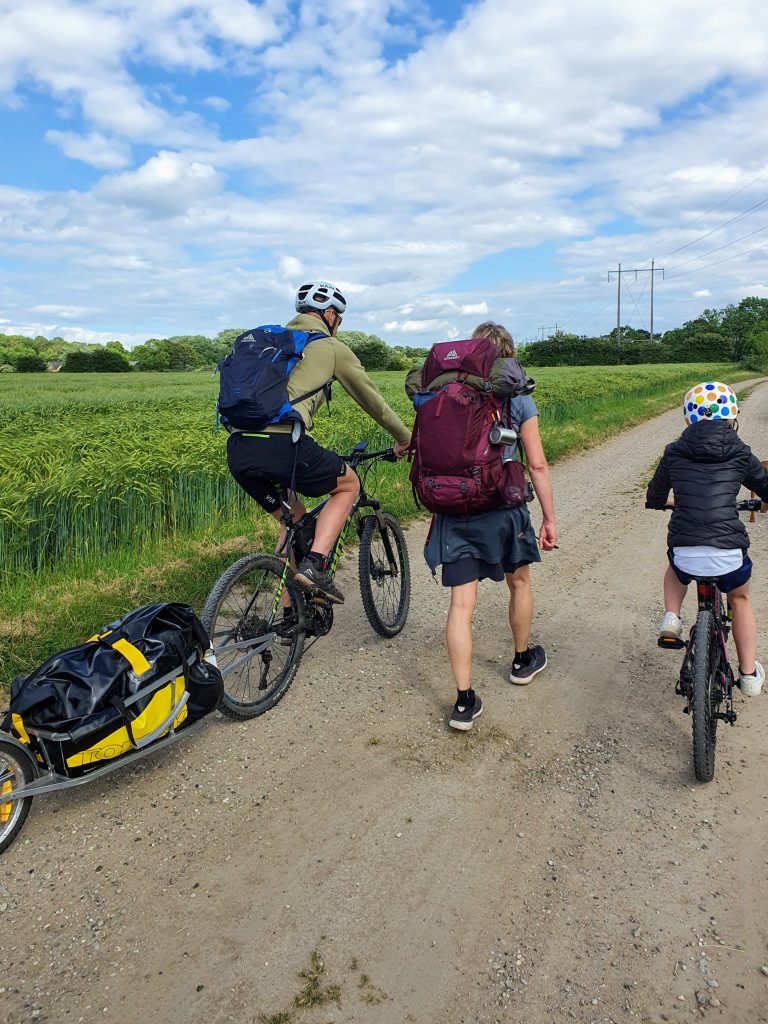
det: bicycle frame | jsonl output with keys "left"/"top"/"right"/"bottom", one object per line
{"left": 268, "top": 444, "right": 399, "bottom": 619}
{"left": 676, "top": 580, "right": 737, "bottom": 725}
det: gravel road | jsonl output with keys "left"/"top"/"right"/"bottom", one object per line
{"left": 3, "top": 382, "right": 768, "bottom": 1024}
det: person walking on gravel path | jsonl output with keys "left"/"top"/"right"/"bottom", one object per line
{"left": 405, "top": 321, "right": 557, "bottom": 731}
{"left": 646, "top": 380, "right": 768, "bottom": 696}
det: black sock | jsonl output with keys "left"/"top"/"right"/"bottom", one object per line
{"left": 457, "top": 688, "right": 475, "bottom": 707}
{"left": 514, "top": 648, "right": 532, "bottom": 667}
{"left": 306, "top": 550, "right": 327, "bottom": 570}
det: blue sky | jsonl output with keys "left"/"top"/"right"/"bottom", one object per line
{"left": 1, "top": 0, "right": 767, "bottom": 348}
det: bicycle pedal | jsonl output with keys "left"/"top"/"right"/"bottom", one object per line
{"left": 658, "top": 637, "right": 686, "bottom": 650}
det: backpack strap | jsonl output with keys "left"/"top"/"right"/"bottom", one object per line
{"left": 288, "top": 332, "right": 333, "bottom": 412}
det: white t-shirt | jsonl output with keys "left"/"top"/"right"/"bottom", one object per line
{"left": 673, "top": 545, "right": 743, "bottom": 576}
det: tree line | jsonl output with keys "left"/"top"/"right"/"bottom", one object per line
{"left": 516, "top": 297, "right": 768, "bottom": 368}
{"left": 3, "top": 296, "right": 768, "bottom": 373}
{"left": 0, "top": 328, "right": 427, "bottom": 374}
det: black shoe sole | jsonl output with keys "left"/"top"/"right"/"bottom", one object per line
{"left": 293, "top": 570, "right": 345, "bottom": 604}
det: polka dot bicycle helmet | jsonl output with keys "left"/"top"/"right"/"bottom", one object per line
{"left": 683, "top": 381, "right": 739, "bottom": 425}
{"left": 295, "top": 280, "right": 347, "bottom": 315}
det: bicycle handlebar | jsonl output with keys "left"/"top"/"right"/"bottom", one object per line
{"left": 649, "top": 498, "right": 763, "bottom": 512}
{"left": 341, "top": 445, "right": 398, "bottom": 465}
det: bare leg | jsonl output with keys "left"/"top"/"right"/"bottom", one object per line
{"left": 446, "top": 581, "right": 478, "bottom": 692}
{"left": 311, "top": 470, "right": 360, "bottom": 557}
{"left": 505, "top": 565, "right": 533, "bottom": 651}
{"left": 728, "top": 582, "right": 757, "bottom": 675}
{"left": 270, "top": 495, "right": 305, "bottom": 609}
{"left": 271, "top": 494, "right": 306, "bottom": 560}
{"left": 663, "top": 565, "right": 688, "bottom": 615}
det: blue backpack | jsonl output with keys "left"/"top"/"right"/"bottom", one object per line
{"left": 217, "top": 325, "right": 328, "bottom": 431}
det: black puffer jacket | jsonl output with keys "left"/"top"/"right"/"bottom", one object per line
{"left": 646, "top": 420, "right": 768, "bottom": 550}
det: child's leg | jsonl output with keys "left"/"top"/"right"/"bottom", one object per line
{"left": 727, "top": 582, "right": 757, "bottom": 676}
{"left": 663, "top": 564, "right": 688, "bottom": 614}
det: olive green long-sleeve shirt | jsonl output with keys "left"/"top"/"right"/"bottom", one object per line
{"left": 265, "top": 314, "right": 410, "bottom": 444}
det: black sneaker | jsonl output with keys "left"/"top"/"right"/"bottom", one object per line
{"left": 509, "top": 644, "right": 547, "bottom": 685}
{"left": 294, "top": 560, "right": 345, "bottom": 604}
{"left": 449, "top": 694, "right": 483, "bottom": 731}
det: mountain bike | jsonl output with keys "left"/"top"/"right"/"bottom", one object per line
{"left": 201, "top": 442, "right": 410, "bottom": 720}
{"left": 658, "top": 498, "right": 762, "bottom": 782}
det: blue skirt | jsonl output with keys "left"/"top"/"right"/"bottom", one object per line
{"left": 424, "top": 506, "right": 541, "bottom": 588}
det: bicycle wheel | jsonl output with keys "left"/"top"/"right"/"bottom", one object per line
{"left": 358, "top": 513, "right": 410, "bottom": 637}
{"left": 201, "top": 554, "right": 306, "bottom": 719}
{"left": 0, "top": 737, "right": 36, "bottom": 855}
{"left": 691, "top": 610, "right": 718, "bottom": 783}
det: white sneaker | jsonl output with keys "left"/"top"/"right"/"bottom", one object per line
{"left": 739, "top": 661, "right": 765, "bottom": 697}
{"left": 659, "top": 612, "right": 682, "bottom": 640}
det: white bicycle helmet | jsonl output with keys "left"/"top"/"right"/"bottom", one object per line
{"left": 683, "top": 381, "right": 739, "bottom": 425}
{"left": 295, "top": 280, "right": 347, "bottom": 315}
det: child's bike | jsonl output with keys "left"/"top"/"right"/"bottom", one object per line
{"left": 201, "top": 442, "right": 411, "bottom": 719}
{"left": 658, "top": 497, "right": 762, "bottom": 782}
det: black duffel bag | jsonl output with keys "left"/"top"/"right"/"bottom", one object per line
{"left": 4, "top": 603, "right": 223, "bottom": 775}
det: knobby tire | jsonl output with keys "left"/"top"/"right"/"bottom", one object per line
{"left": 0, "top": 737, "right": 37, "bottom": 855}
{"left": 201, "top": 554, "right": 306, "bottom": 720}
{"left": 691, "top": 610, "right": 717, "bottom": 783}
{"left": 358, "top": 513, "right": 411, "bottom": 637}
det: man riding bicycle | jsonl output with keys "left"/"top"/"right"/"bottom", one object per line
{"left": 226, "top": 280, "right": 411, "bottom": 604}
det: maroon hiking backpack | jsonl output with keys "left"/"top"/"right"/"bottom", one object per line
{"left": 409, "top": 338, "right": 509, "bottom": 515}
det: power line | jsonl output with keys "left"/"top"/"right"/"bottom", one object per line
{"left": 633, "top": 164, "right": 768, "bottom": 266}
{"left": 658, "top": 194, "right": 768, "bottom": 261}
{"left": 665, "top": 222, "right": 768, "bottom": 274}
{"left": 560, "top": 167, "right": 768, "bottom": 339}
{"left": 564, "top": 278, "right": 611, "bottom": 323}
{"left": 574, "top": 296, "right": 618, "bottom": 334}
{"left": 665, "top": 238, "right": 768, "bottom": 280}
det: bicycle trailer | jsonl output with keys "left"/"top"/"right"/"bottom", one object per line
{"left": 3, "top": 603, "right": 223, "bottom": 773}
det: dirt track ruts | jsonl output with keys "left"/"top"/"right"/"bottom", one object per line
{"left": 3, "top": 382, "right": 768, "bottom": 1024}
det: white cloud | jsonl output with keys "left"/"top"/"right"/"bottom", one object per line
{"left": 45, "top": 130, "right": 132, "bottom": 169}
{"left": 384, "top": 318, "right": 453, "bottom": 334}
{"left": 278, "top": 256, "right": 304, "bottom": 278}
{"left": 2, "top": 1, "right": 768, "bottom": 344}
{"left": 202, "top": 96, "right": 231, "bottom": 112}
{"left": 0, "top": 1, "right": 285, "bottom": 143}
{"left": 95, "top": 151, "right": 223, "bottom": 217}
{"left": 31, "top": 304, "right": 97, "bottom": 319}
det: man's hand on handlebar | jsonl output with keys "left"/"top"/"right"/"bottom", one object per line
{"left": 393, "top": 438, "right": 410, "bottom": 459}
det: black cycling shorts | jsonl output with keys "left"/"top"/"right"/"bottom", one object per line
{"left": 227, "top": 431, "right": 347, "bottom": 513}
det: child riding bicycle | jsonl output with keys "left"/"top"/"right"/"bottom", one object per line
{"left": 646, "top": 381, "right": 768, "bottom": 696}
